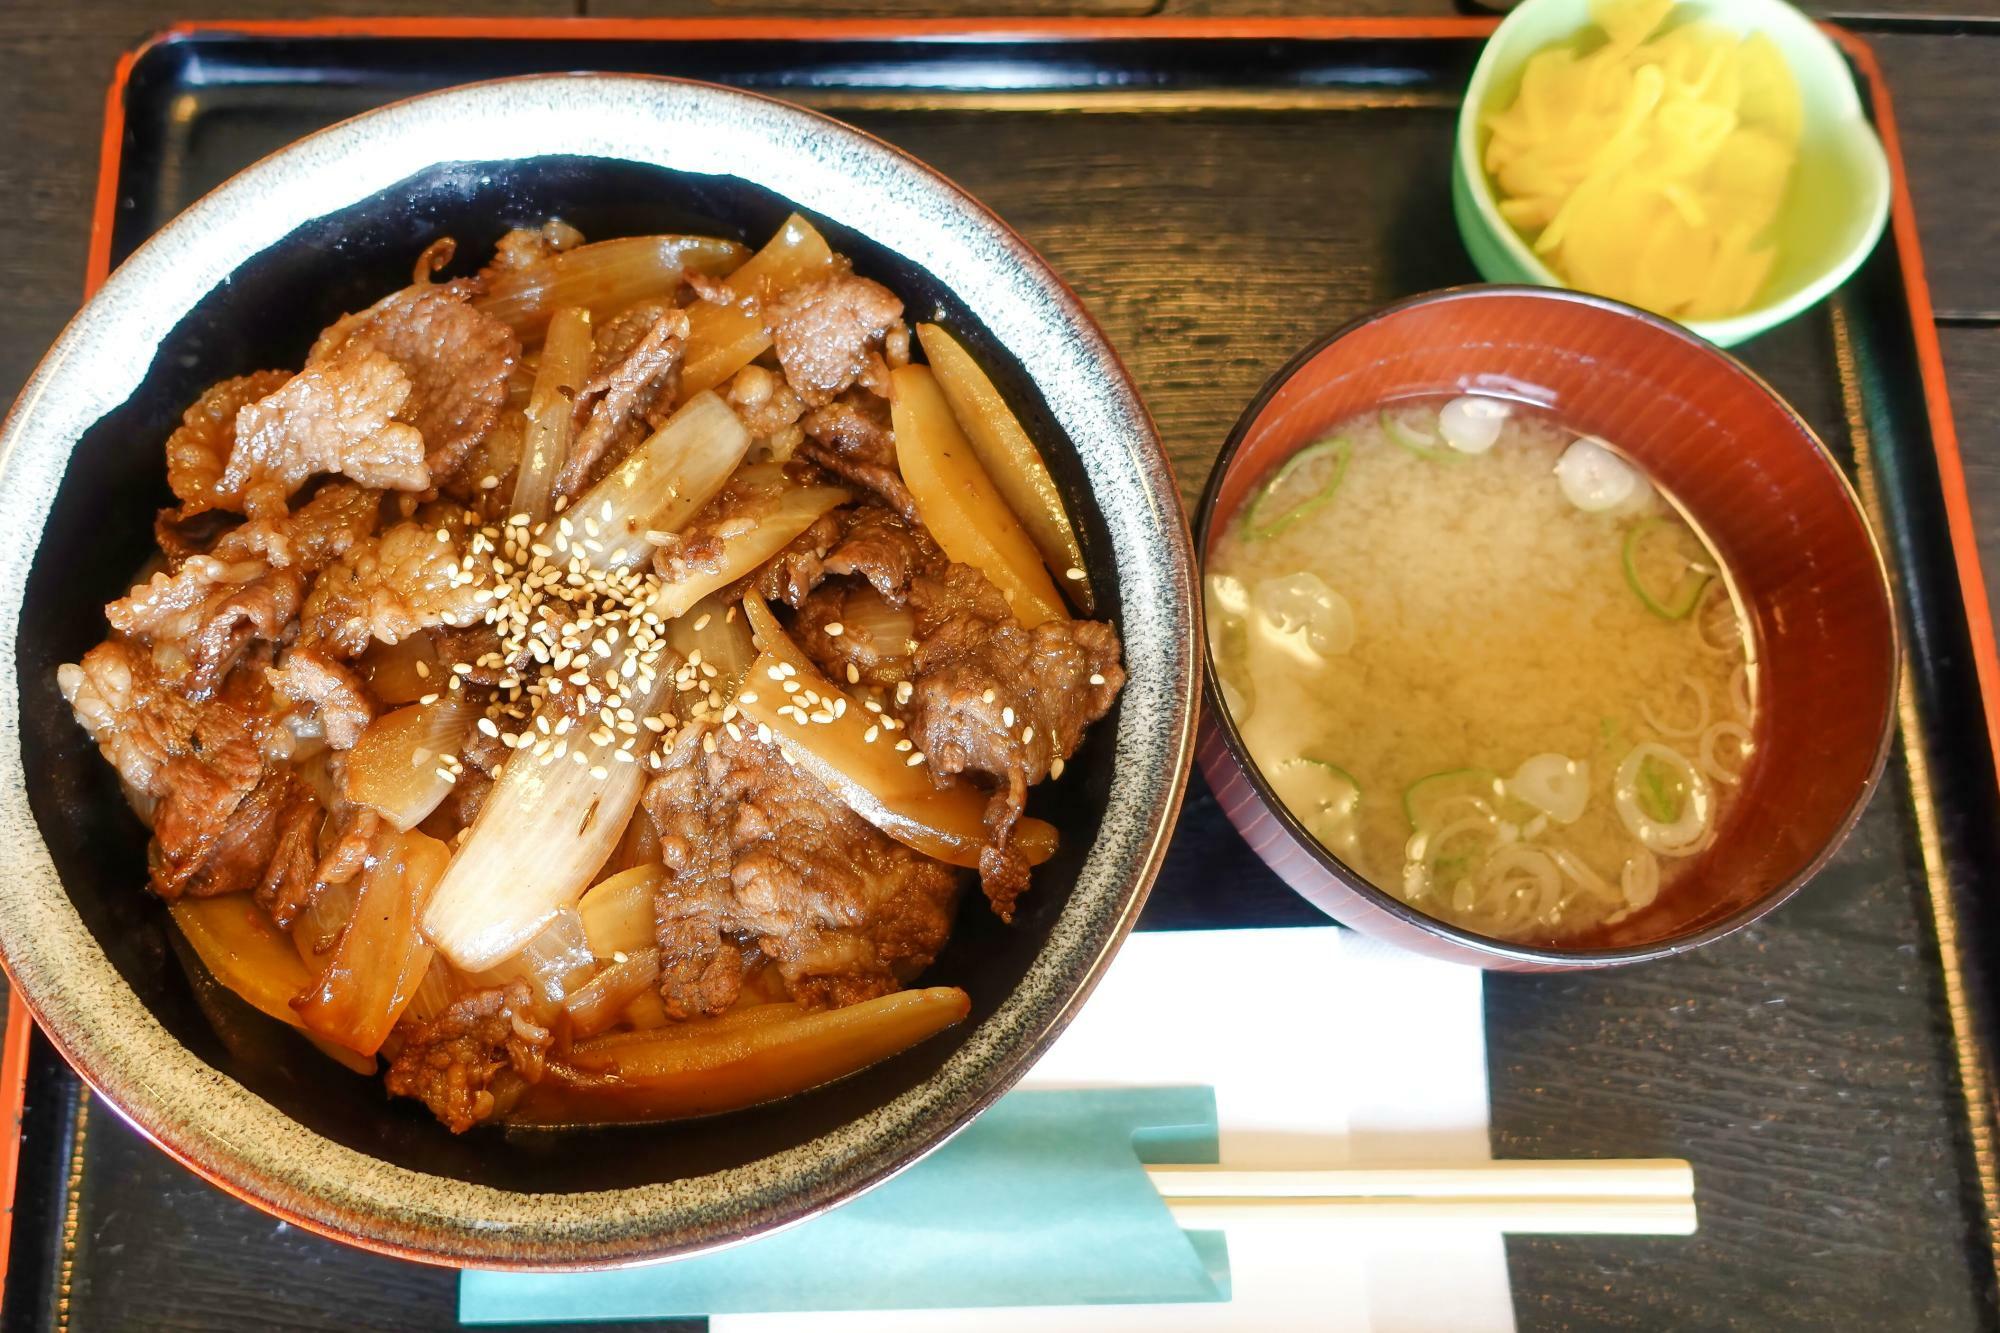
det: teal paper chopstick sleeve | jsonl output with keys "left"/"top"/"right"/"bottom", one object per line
{"left": 459, "top": 1086, "right": 1231, "bottom": 1323}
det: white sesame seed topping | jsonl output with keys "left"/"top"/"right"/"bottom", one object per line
{"left": 1065, "top": 567, "right": 1085, "bottom": 581}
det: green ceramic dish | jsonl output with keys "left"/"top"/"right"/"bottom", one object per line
{"left": 1452, "top": 0, "right": 1891, "bottom": 348}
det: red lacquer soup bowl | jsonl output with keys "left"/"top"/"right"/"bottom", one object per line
{"left": 1194, "top": 286, "right": 1898, "bottom": 971}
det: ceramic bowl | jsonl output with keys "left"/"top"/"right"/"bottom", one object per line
{"left": 1452, "top": 0, "right": 1891, "bottom": 348}
{"left": 1195, "top": 284, "right": 1897, "bottom": 970}
{"left": 0, "top": 74, "right": 1197, "bottom": 1267}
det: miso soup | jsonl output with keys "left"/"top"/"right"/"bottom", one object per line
{"left": 1208, "top": 396, "right": 1757, "bottom": 945}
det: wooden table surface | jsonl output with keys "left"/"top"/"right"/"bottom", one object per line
{"left": 4, "top": 3, "right": 2000, "bottom": 1331}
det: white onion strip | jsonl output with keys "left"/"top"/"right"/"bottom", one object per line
{"left": 1729, "top": 664, "right": 1753, "bottom": 720}
{"left": 1614, "top": 741, "right": 1713, "bottom": 856}
{"left": 1621, "top": 849, "right": 1661, "bottom": 910}
{"left": 1549, "top": 847, "right": 1623, "bottom": 904}
{"left": 1640, "top": 678, "right": 1710, "bottom": 739}
{"left": 1698, "top": 720, "right": 1754, "bottom": 785}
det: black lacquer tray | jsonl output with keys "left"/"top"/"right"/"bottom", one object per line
{"left": 4, "top": 17, "right": 1997, "bottom": 1330}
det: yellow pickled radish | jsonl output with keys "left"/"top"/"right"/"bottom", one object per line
{"left": 1482, "top": 0, "right": 1802, "bottom": 321}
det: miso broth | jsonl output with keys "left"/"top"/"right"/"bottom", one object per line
{"left": 1208, "top": 396, "right": 1757, "bottom": 945}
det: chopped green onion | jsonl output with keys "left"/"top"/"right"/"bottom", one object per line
{"left": 1381, "top": 409, "right": 1459, "bottom": 463}
{"left": 1403, "top": 767, "right": 1503, "bottom": 833}
{"left": 1245, "top": 436, "right": 1351, "bottom": 540}
{"left": 1622, "top": 518, "right": 1712, "bottom": 619}
{"left": 1636, "top": 752, "right": 1684, "bottom": 823}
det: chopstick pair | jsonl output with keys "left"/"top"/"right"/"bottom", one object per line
{"left": 1147, "top": 1159, "right": 1697, "bottom": 1235}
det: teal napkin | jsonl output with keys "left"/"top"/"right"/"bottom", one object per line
{"left": 459, "top": 1086, "right": 1231, "bottom": 1322}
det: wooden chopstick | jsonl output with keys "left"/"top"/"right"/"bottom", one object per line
{"left": 1147, "top": 1160, "right": 1697, "bottom": 1236}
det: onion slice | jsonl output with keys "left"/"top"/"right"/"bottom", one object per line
{"left": 1554, "top": 436, "right": 1639, "bottom": 512}
{"left": 1438, "top": 396, "right": 1510, "bottom": 455}
{"left": 1251, "top": 572, "right": 1355, "bottom": 663}
{"left": 1698, "top": 720, "right": 1754, "bottom": 785}
{"left": 1613, "top": 741, "right": 1713, "bottom": 855}
{"left": 1506, "top": 753, "right": 1590, "bottom": 825}
{"left": 1640, "top": 678, "right": 1711, "bottom": 739}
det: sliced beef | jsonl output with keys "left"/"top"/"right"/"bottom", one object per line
{"left": 743, "top": 508, "right": 846, "bottom": 611}
{"left": 644, "top": 724, "right": 960, "bottom": 1016}
{"left": 722, "top": 365, "right": 806, "bottom": 453}
{"left": 822, "top": 505, "right": 943, "bottom": 606}
{"left": 385, "top": 981, "right": 551, "bottom": 1133}
{"left": 156, "top": 768, "right": 319, "bottom": 901}
{"left": 556, "top": 305, "right": 689, "bottom": 498}
{"left": 224, "top": 342, "right": 430, "bottom": 516}
{"left": 165, "top": 370, "right": 293, "bottom": 516}
{"left": 901, "top": 563, "right": 1125, "bottom": 921}
{"left": 57, "top": 641, "right": 306, "bottom": 901}
{"left": 207, "top": 480, "right": 381, "bottom": 573}
{"left": 267, "top": 646, "right": 375, "bottom": 749}
{"left": 299, "top": 519, "right": 488, "bottom": 658}
{"left": 255, "top": 780, "right": 326, "bottom": 928}
{"left": 768, "top": 272, "right": 903, "bottom": 407}
{"left": 104, "top": 555, "right": 304, "bottom": 700}
{"left": 309, "top": 277, "right": 520, "bottom": 486}
{"left": 802, "top": 392, "right": 895, "bottom": 469}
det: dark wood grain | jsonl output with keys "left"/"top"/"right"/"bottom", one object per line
{"left": 1865, "top": 32, "right": 2000, "bottom": 320}
{"left": 1943, "top": 324, "right": 2000, "bottom": 632}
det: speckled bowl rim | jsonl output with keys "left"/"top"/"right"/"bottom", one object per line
{"left": 1193, "top": 283, "right": 1898, "bottom": 968}
{"left": 0, "top": 73, "right": 1198, "bottom": 1269}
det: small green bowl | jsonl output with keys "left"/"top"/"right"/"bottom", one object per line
{"left": 1452, "top": 0, "right": 1891, "bottom": 348}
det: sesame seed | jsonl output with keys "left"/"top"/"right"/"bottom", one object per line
{"left": 481, "top": 474, "right": 500, "bottom": 490}
{"left": 419, "top": 693, "right": 440, "bottom": 706}
{"left": 757, "top": 723, "right": 773, "bottom": 743}
{"left": 1002, "top": 707, "right": 1015, "bottom": 727}
{"left": 738, "top": 691, "right": 759, "bottom": 705}
{"left": 864, "top": 700, "right": 883, "bottom": 714}
{"left": 896, "top": 681, "right": 913, "bottom": 705}
{"left": 1052, "top": 756, "right": 1066, "bottom": 779}
{"left": 694, "top": 613, "right": 712, "bottom": 631}
{"left": 982, "top": 689, "right": 995, "bottom": 704}
{"left": 703, "top": 734, "right": 718, "bottom": 754}
{"left": 1022, "top": 726, "right": 1035, "bottom": 743}
{"left": 1089, "top": 673, "right": 1106, "bottom": 686}
{"left": 907, "top": 751, "right": 926, "bottom": 766}
{"left": 477, "top": 717, "right": 499, "bottom": 738}
{"left": 895, "top": 739, "right": 913, "bottom": 753}
{"left": 847, "top": 663, "right": 860, "bottom": 684}
{"left": 612, "top": 749, "right": 635, "bottom": 764}
{"left": 1065, "top": 567, "right": 1085, "bottom": 581}
{"left": 865, "top": 725, "right": 880, "bottom": 743}
{"left": 415, "top": 661, "right": 431, "bottom": 679}
{"left": 824, "top": 622, "right": 845, "bottom": 637}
